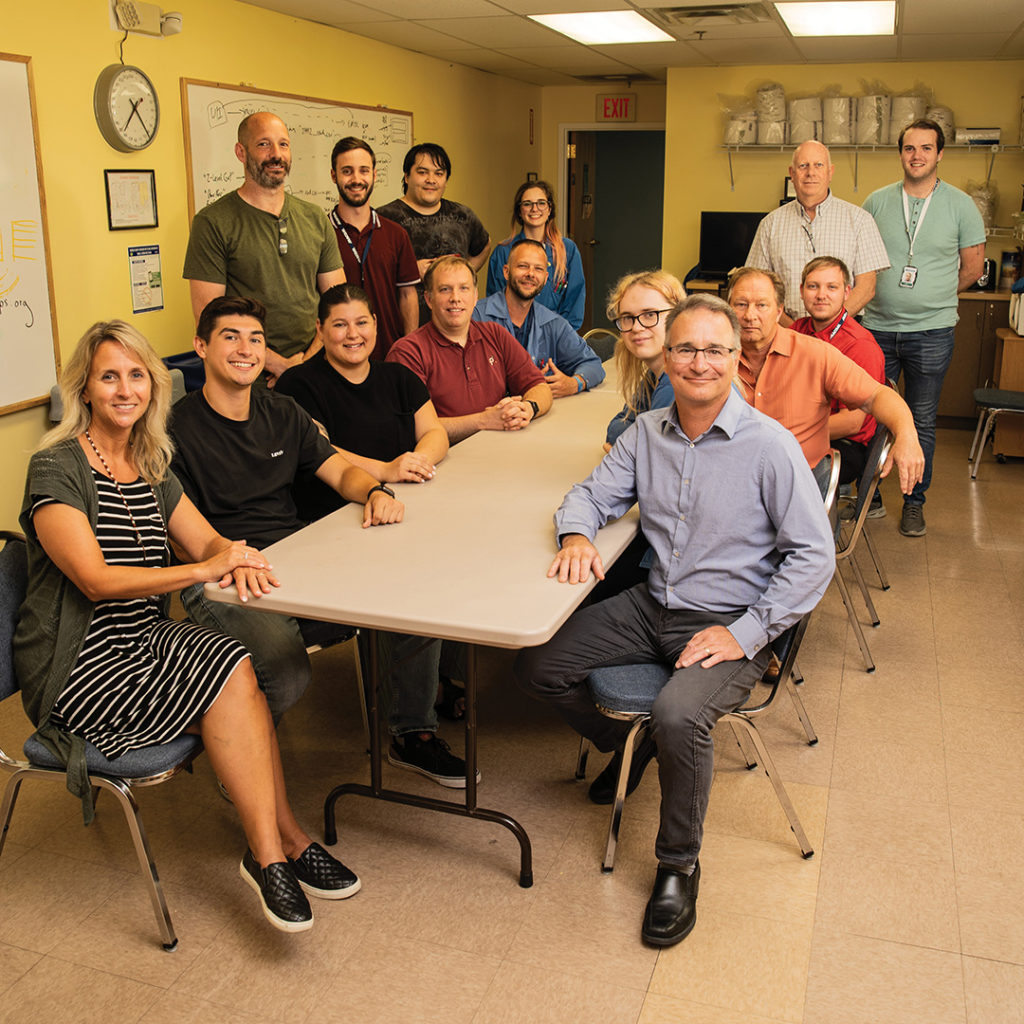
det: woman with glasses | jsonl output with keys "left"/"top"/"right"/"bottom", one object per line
{"left": 604, "top": 270, "right": 687, "bottom": 450}
{"left": 486, "top": 181, "right": 585, "bottom": 331}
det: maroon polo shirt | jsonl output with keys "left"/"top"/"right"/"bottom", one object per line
{"left": 386, "top": 320, "right": 546, "bottom": 419}
{"left": 792, "top": 309, "right": 886, "bottom": 447}
{"left": 329, "top": 207, "right": 420, "bottom": 358}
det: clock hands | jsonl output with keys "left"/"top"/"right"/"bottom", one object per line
{"left": 122, "top": 97, "right": 153, "bottom": 139}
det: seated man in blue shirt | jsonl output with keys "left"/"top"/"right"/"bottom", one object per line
{"left": 473, "top": 239, "right": 604, "bottom": 398}
{"left": 515, "top": 293, "right": 834, "bottom": 947}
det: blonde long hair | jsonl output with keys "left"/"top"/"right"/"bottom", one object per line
{"left": 38, "top": 320, "right": 174, "bottom": 484}
{"left": 606, "top": 270, "right": 687, "bottom": 415}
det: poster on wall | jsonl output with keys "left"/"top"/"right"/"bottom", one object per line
{"left": 0, "top": 52, "right": 60, "bottom": 415}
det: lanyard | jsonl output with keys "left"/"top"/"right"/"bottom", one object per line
{"left": 826, "top": 309, "right": 848, "bottom": 341}
{"left": 901, "top": 181, "right": 937, "bottom": 261}
{"left": 339, "top": 223, "right": 374, "bottom": 275}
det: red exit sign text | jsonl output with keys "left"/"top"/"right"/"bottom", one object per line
{"left": 596, "top": 93, "right": 637, "bottom": 122}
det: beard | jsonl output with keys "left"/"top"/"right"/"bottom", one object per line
{"left": 341, "top": 182, "right": 373, "bottom": 208}
{"left": 245, "top": 151, "right": 290, "bottom": 188}
{"left": 509, "top": 277, "right": 543, "bottom": 302}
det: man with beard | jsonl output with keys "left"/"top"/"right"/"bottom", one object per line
{"left": 183, "top": 111, "right": 344, "bottom": 385}
{"left": 328, "top": 137, "right": 420, "bottom": 359}
{"left": 472, "top": 239, "right": 604, "bottom": 398}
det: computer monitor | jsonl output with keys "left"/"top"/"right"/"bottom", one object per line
{"left": 698, "top": 211, "right": 766, "bottom": 281}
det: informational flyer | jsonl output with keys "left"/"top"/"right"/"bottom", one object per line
{"left": 128, "top": 245, "right": 163, "bottom": 313}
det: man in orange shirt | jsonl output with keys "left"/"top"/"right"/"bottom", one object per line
{"left": 727, "top": 267, "right": 923, "bottom": 496}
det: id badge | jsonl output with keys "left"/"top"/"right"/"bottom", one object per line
{"left": 899, "top": 265, "right": 918, "bottom": 288}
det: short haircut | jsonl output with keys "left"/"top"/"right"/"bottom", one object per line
{"left": 318, "top": 282, "right": 375, "bottom": 322}
{"left": 423, "top": 254, "right": 475, "bottom": 292}
{"left": 237, "top": 111, "right": 283, "bottom": 147}
{"left": 727, "top": 266, "right": 786, "bottom": 308}
{"left": 401, "top": 143, "right": 451, "bottom": 193}
{"left": 801, "top": 256, "right": 852, "bottom": 288}
{"left": 331, "top": 136, "right": 376, "bottom": 169}
{"left": 507, "top": 238, "right": 547, "bottom": 263}
{"left": 898, "top": 117, "right": 945, "bottom": 153}
{"left": 196, "top": 295, "right": 267, "bottom": 342}
{"left": 664, "top": 294, "right": 741, "bottom": 349}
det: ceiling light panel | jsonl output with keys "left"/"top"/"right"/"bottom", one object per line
{"left": 528, "top": 11, "right": 675, "bottom": 44}
{"left": 775, "top": 1, "right": 895, "bottom": 36}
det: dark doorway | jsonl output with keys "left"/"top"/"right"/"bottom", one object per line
{"left": 567, "top": 129, "right": 665, "bottom": 332}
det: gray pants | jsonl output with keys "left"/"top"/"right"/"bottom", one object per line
{"left": 514, "top": 584, "right": 769, "bottom": 869}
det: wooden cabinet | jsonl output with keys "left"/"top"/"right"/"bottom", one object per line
{"left": 993, "top": 328, "right": 1024, "bottom": 457}
{"left": 939, "top": 294, "right": 1010, "bottom": 422}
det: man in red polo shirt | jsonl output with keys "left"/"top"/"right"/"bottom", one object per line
{"left": 386, "top": 256, "right": 552, "bottom": 443}
{"left": 328, "top": 137, "right": 420, "bottom": 359}
{"left": 792, "top": 257, "right": 887, "bottom": 513}
{"left": 727, "top": 266, "right": 922, "bottom": 498}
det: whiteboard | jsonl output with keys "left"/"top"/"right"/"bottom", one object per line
{"left": 181, "top": 79, "right": 414, "bottom": 219}
{"left": 0, "top": 53, "right": 60, "bottom": 415}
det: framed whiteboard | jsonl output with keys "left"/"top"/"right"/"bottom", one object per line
{"left": 181, "top": 79, "right": 414, "bottom": 219}
{"left": 0, "top": 53, "right": 60, "bottom": 415}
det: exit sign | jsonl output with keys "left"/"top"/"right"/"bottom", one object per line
{"left": 596, "top": 93, "right": 636, "bottom": 122}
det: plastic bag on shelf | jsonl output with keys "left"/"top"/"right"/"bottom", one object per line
{"left": 720, "top": 97, "right": 758, "bottom": 145}
{"left": 925, "top": 106, "right": 955, "bottom": 145}
{"left": 789, "top": 97, "right": 823, "bottom": 144}
{"left": 889, "top": 94, "right": 927, "bottom": 144}
{"left": 756, "top": 82, "right": 786, "bottom": 121}
{"left": 966, "top": 181, "right": 997, "bottom": 228}
{"left": 822, "top": 95, "right": 853, "bottom": 145}
{"left": 855, "top": 95, "right": 891, "bottom": 145}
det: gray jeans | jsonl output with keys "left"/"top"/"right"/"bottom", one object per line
{"left": 515, "top": 584, "right": 769, "bottom": 869}
{"left": 182, "top": 584, "right": 442, "bottom": 734}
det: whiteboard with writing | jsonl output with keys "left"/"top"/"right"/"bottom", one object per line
{"left": 181, "top": 79, "right": 414, "bottom": 219}
{"left": 0, "top": 53, "right": 60, "bottom": 415}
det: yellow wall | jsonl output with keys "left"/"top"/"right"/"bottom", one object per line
{"left": 0, "top": 0, "right": 540, "bottom": 526}
{"left": 663, "top": 61, "right": 1024, "bottom": 280}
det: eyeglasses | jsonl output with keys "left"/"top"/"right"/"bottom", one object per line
{"left": 613, "top": 308, "right": 673, "bottom": 332}
{"left": 520, "top": 200, "right": 550, "bottom": 211}
{"left": 278, "top": 217, "right": 288, "bottom": 256}
{"left": 664, "top": 344, "right": 738, "bottom": 364}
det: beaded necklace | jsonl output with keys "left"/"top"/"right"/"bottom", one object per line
{"left": 84, "top": 429, "right": 147, "bottom": 554}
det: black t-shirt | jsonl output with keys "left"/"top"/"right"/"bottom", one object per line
{"left": 276, "top": 353, "right": 430, "bottom": 522}
{"left": 169, "top": 387, "right": 336, "bottom": 548}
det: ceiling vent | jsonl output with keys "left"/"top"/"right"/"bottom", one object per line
{"left": 646, "top": 2, "right": 775, "bottom": 29}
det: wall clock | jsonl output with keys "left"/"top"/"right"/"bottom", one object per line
{"left": 94, "top": 63, "right": 160, "bottom": 152}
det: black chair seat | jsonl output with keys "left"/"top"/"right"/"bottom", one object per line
{"left": 973, "top": 387, "right": 1024, "bottom": 412}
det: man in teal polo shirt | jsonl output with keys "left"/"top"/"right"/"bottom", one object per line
{"left": 862, "top": 118, "right": 985, "bottom": 537}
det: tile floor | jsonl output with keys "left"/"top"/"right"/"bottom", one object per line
{"left": 0, "top": 428, "right": 1021, "bottom": 1023}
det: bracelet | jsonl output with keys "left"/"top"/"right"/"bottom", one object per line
{"left": 575, "top": 374, "right": 586, "bottom": 393}
{"left": 366, "top": 483, "right": 395, "bottom": 501}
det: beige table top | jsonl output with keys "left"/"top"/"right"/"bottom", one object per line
{"left": 206, "top": 371, "right": 640, "bottom": 649}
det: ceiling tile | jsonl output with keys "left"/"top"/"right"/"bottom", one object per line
{"left": 792, "top": 36, "right": 899, "bottom": 61}
{"left": 414, "top": 15, "right": 564, "bottom": 47}
{"left": 688, "top": 37, "right": 804, "bottom": 64}
{"left": 350, "top": 0, "right": 508, "bottom": 16}
{"left": 495, "top": 43, "right": 606, "bottom": 64}
{"left": 459, "top": 51, "right": 545, "bottom": 72}
{"left": 349, "top": 20, "right": 480, "bottom": 51}
{"left": 241, "top": 0, "right": 399, "bottom": 25}
{"left": 901, "top": 0, "right": 1024, "bottom": 34}
{"left": 999, "top": 28, "right": 1024, "bottom": 57}
{"left": 899, "top": 33, "right": 1012, "bottom": 60}
{"left": 488, "top": 0, "right": 627, "bottom": 12}
{"left": 590, "top": 40, "right": 711, "bottom": 65}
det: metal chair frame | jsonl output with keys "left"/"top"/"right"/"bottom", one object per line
{"left": 968, "top": 387, "right": 1024, "bottom": 480}
{"left": 0, "top": 530, "right": 200, "bottom": 951}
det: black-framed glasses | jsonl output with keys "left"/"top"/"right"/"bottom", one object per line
{"left": 613, "top": 308, "right": 673, "bottom": 332}
{"left": 278, "top": 217, "right": 288, "bottom": 256}
{"left": 665, "top": 344, "right": 738, "bottom": 364}
{"left": 520, "top": 199, "right": 550, "bottom": 211}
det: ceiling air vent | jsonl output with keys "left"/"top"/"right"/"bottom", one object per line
{"left": 646, "top": 2, "right": 775, "bottom": 29}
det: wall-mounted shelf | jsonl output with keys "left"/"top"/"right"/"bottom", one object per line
{"left": 720, "top": 143, "right": 1024, "bottom": 192}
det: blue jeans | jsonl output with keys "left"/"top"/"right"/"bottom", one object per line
{"left": 182, "top": 584, "right": 441, "bottom": 734}
{"left": 515, "top": 585, "right": 769, "bottom": 869}
{"left": 872, "top": 327, "right": 955, "bottom": 506}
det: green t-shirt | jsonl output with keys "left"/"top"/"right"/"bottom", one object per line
{"left": 183, "top": 191, "right": 343, "bottom": 358}
{"left": 862, "top": 180, "right": 986, "bottom": 333}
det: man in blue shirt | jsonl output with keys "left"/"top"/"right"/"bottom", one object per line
{"left": 473, "top": 239, "right": 604, "bottom": 398}
{"left": 515, "top": 293, "right": 834, "bottom": 947}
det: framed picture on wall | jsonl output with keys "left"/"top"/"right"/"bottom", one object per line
{"left": 784, "top": 175, "right": 797, "bottom": 200}
{"left": 104, "top": 169, "right": 158, "bottom": 230}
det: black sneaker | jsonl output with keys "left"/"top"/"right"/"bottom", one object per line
{"left": 289, "top": 842, "right": 361, "bottom": 900}
{"left": 899, "top": 503, "right": 926, "bottom": 537}
{"left": 387, "top": 734, "right": 481, "bottom": 789}
{"left": 588, "top": 731, "right": 657, "bottom": 805}
{"left": 867, "top": 492, "right": 886, "bottom": 518}
{"left": 240, "top": 848, "right": 313, "bottom": 932}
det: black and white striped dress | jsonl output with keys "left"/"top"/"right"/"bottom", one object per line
{"left": 46, "top": 471, "right": 249, "bottom": 759}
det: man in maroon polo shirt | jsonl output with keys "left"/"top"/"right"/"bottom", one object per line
{"left": 386, "top": 255, "right": 552, "bottom": 443}
{"left": 328, "top": 137, "right": 420, "bottom": 359}
{"left": 792, "top": 256, "right": 887, "bottom": 509}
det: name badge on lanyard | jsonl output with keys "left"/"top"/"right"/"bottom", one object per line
{"left": 899, "top": 182, "right": 936, "bottom": 289}
{"left": 340, "top": 224, "right": 374, "bottom": 287}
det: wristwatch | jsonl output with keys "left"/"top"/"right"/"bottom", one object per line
{"left": 366, "top": 483, "right": 395, "bottom": 501}
{"left": 526, "top": 399, "right": 540, "bottom": 420}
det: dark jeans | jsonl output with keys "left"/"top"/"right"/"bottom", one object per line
{"left": 834, "top": 438, "right": 869, "bottom": 487}
{"left": 872, "top": 326, "right": 956, "bottom": 506}
{"left": 515, "top": 585, "right": 770, "bottom": 869}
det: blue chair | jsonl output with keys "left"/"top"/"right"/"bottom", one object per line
{"left": 0, "top": 531, "right": 202, "bottom": 951}
{"left": 575, "top": 613, "right": 817, "bottom": 871}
